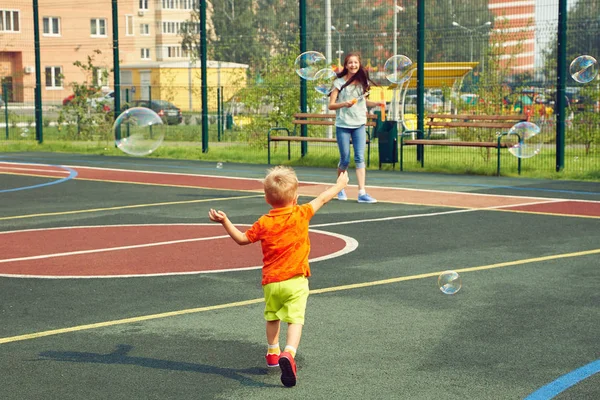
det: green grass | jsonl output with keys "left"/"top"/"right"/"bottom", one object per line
{"left": 2, "top": 136, "right": 599, "bottom": 182}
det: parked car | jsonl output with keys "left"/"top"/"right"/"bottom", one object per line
{"left": 62, "top": 94, "right": 75, "bottom": 106}
{"left": 63, "top": 86, "right": 102, "bottom": 106}
{"left": 129, "top": 99, "right": 183, "bottom": 125}
{"left": 89, "top": 90, "right": 114, "bottom": 111}
{"left": 63, "top": 88, "right": 113, "bottom": 112}
{"left": 404, "top": 94, "right": 443, "bottom": 112}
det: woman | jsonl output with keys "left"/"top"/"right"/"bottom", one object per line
{"left": 328, "top": 52, "right": 384, "bottom": 203}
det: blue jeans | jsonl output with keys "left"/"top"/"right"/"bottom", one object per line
{"left": 336, "top": 125, "right": 366, "bottom": 170}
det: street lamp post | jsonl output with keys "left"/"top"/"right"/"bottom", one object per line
{"left": 331, "top": 25, "right": 342, "bottom": 67}
{"left": 392, "top": 3, "right": 405, "bottom": 121}
{"left": 393, "top": 3, "right": 405, "bottom": 57}
{"left": 452, "top": 21, "right": 491, "bottom": 67}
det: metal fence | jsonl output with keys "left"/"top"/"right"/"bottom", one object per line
{"left": 1, "top": 0, "right": 598, "bottom": 178}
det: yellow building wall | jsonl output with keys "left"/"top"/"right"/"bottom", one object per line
{"left": 124, "top": 66, "right": 247, "bottom": 112}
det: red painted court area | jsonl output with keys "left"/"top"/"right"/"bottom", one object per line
{"left": 4, "top": 162, "right": 600, "bottom": 217}
{"left": 0, "top": 225, "right": 349, "bottom": 278}
{"left": 1, "top": 162, "right": 599, "bottom": 278}
{"left": 504, "top": 200, "right": 600, "bottom": 217}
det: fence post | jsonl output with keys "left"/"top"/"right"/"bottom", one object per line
{"left": 2, "top": 83, "right": 8, "bottom": 139}
{"left": 33, "top": 0, "right": 43, "bottom": 143}
{"left": 555, "top": 0, "right": 568, "bottom": 172}
{"left": 217, "top": 87, "right": 221, "bottom": 142}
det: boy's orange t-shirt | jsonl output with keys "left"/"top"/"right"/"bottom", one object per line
{"left": 245, "top": 203, "right": 315, "bottom": 285}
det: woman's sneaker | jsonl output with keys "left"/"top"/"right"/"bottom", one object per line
{"left": 357, "top": 193, "right": 377, "bottom": 203}
{"left": 337, "top": 189, "right": 348, "bottom": 201}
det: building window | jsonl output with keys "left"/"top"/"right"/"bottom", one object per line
{"left": 140, "top": 23, "right": 150, "bottom": 35}
{"left": 45, "top": 66, "right": 63, "bottom": 89}
{"left": 181, "top": 22, "right": 198, "bottom": 34}
{"left": 165, "top": 45, "right": 183, "bottom": 58}
{"left": 182, "top": 0, "right": 197, "bottom": 10}
{"left": 43, "top": 17, "right": 60, "bottom": 36}
{"left": 90, "top": 18, "right": 107, "bottom": 37}
{"left": 94, "top": 68, "right": 109, "bottom": 87}
{"left": 0, "top": 10, "right": 20, "bottom": 32}
{"left": 162, "top": 21, "right": 182, "bottom": 34}
{"left": 126, "top": 15, "right": 134, "bottom": 36}
{"left": 141, "top": 48, "right": 150, "bottom": 60}
{"left": 139, "top": 0, "right": 149, "bottom": 10}
{"left": 162, "top": 0, "right": 196, "bottom": 9}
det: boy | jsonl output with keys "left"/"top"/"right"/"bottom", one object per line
{"left": 208, "top": 166, "right": 349, "bottom": 387}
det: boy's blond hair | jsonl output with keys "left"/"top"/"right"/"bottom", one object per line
{"left": 263, "top": 166, "right": 298, "bottom": 207}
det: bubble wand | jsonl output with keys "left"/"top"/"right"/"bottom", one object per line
{"left": 350, "top": 91, "right": 370, "bottom": 105}
{"left": 380, "top": 90, "right": 386, "bottom": 121}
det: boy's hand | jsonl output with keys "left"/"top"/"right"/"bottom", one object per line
{"left": 337, "top": 171, "right": 349, "bottom": 187}
{"left": 208, "top": 208, "right": 227, "bottom": 223}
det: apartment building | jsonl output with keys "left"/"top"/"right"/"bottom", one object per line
{"left": 488, "top": 0, "right": 536, "bottom": 72}
{"left": 0, "top": 0, "right": 213, "bottom": 105}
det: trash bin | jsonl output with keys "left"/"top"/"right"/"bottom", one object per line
{"left": 373, "top": 110, "right": 383, "bottom": 139}
{"left": 377, "top": 121, "right": 398, "bottom": 170}
{"left": 226, "top": 114, "right": 234, "bottom": 129}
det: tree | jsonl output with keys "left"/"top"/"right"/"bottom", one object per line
{"left": 542, "top": 1, "right": 600, "bottom": 82}
{"left": 57, "top": 50, "right": 113, "bottom": 141}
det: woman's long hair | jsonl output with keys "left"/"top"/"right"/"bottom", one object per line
{"left": 336, "top": 52, "right": 377, "bottom": 95}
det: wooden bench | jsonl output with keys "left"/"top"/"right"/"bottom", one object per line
{"left": 267, "top": 113, "right": 378, "bottom": 166}
{"left": 400, "top": 113, "right": 529, "bottom": 175}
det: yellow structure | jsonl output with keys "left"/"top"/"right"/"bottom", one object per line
{"left": 120, "top": 60, "right": 248, "bottom": 112}
{"left": 371, "top": 62, "right": 479, "bottom": 102}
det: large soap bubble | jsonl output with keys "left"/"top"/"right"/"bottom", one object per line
{"left": 113, "top": 107, "right": 165, "bottom": 156}
{"left": 506, "top": 121, "right": 542, "bottom": 159}
{"left": 313, "top": 68, "right": 337, "bottom": 95}
{"left": 383, "top": 55, "right": 413, "bottom": 84}
{"left": 570, "top": 55, "right": 598, "bottom": 84}
{"left": 295, "top": 51, "right": 327, "bottom": 80}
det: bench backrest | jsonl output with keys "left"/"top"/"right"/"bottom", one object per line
{"left": 425, "top": 114, "right": 529, "bottom": 129}
{"left": 293, "top": 113, "right": 378, "bottom": 127}
{"left": 425, "top": 113, "right": 528, "bottom": 130}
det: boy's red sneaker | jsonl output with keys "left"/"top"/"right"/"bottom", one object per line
{"left": 265, "top": 353, "right": 280, "bottom": 367}
{"left": 278, "top": 352, "right": 297, "bottom": 387}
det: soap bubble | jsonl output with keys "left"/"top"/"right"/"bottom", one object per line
{"left": 295, "top": 51, "right": 327, "bottom": 80}
{"left": 438, "top": 271, "right": 462, "bottom": 295}
{"left": 383, "top": 55, "right": 413, "bottom": 84}
{"left": 114, "top": 107, "right": 165, "bottom": 156}
{"left": 570, "top": 55, "right": 598, "bottom": 84}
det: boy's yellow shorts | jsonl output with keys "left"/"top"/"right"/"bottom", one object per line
{"left": 263, "top": 275, "right": 309, "bottom": 324}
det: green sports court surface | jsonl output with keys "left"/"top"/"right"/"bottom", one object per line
{"left": 1, "top": 152, "right": 598, "bottom": 399}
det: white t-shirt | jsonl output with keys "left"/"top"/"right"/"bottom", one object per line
{"left": 332, "top": 77, "right": 367, "bottom": 128}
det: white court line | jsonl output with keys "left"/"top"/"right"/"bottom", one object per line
{"left": 4, "top": 162, "right": 599, "bottom": 204}
{"left": 0, "top": 165, "right": 70, "bottom": 174}
{"left": 312, "top": 199, "right": 564, "bottom": 228}
{"left": 60, "top": 164, "right": 599, "bottom": 204}
{"left": 62, "top": 163, "right": 263, "bottom": 182}
{"left": 0, "top": 235, "right": 231, "bottom": 264}
{"left": 0, "top": 225, "right": 358, "bottom": 279}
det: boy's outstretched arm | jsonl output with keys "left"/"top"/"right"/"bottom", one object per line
{"left": 309, "top": 171, "right": 349, "bottom": 213}
{"left": 208, "top": 209, "right": 251, "bottom": 245}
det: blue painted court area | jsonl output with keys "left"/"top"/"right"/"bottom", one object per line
{"left": 0, "top": 162, "right": 77, "bottom": 193}
{"left": 525, "top": 359, "right": 600, "bottom": 399}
